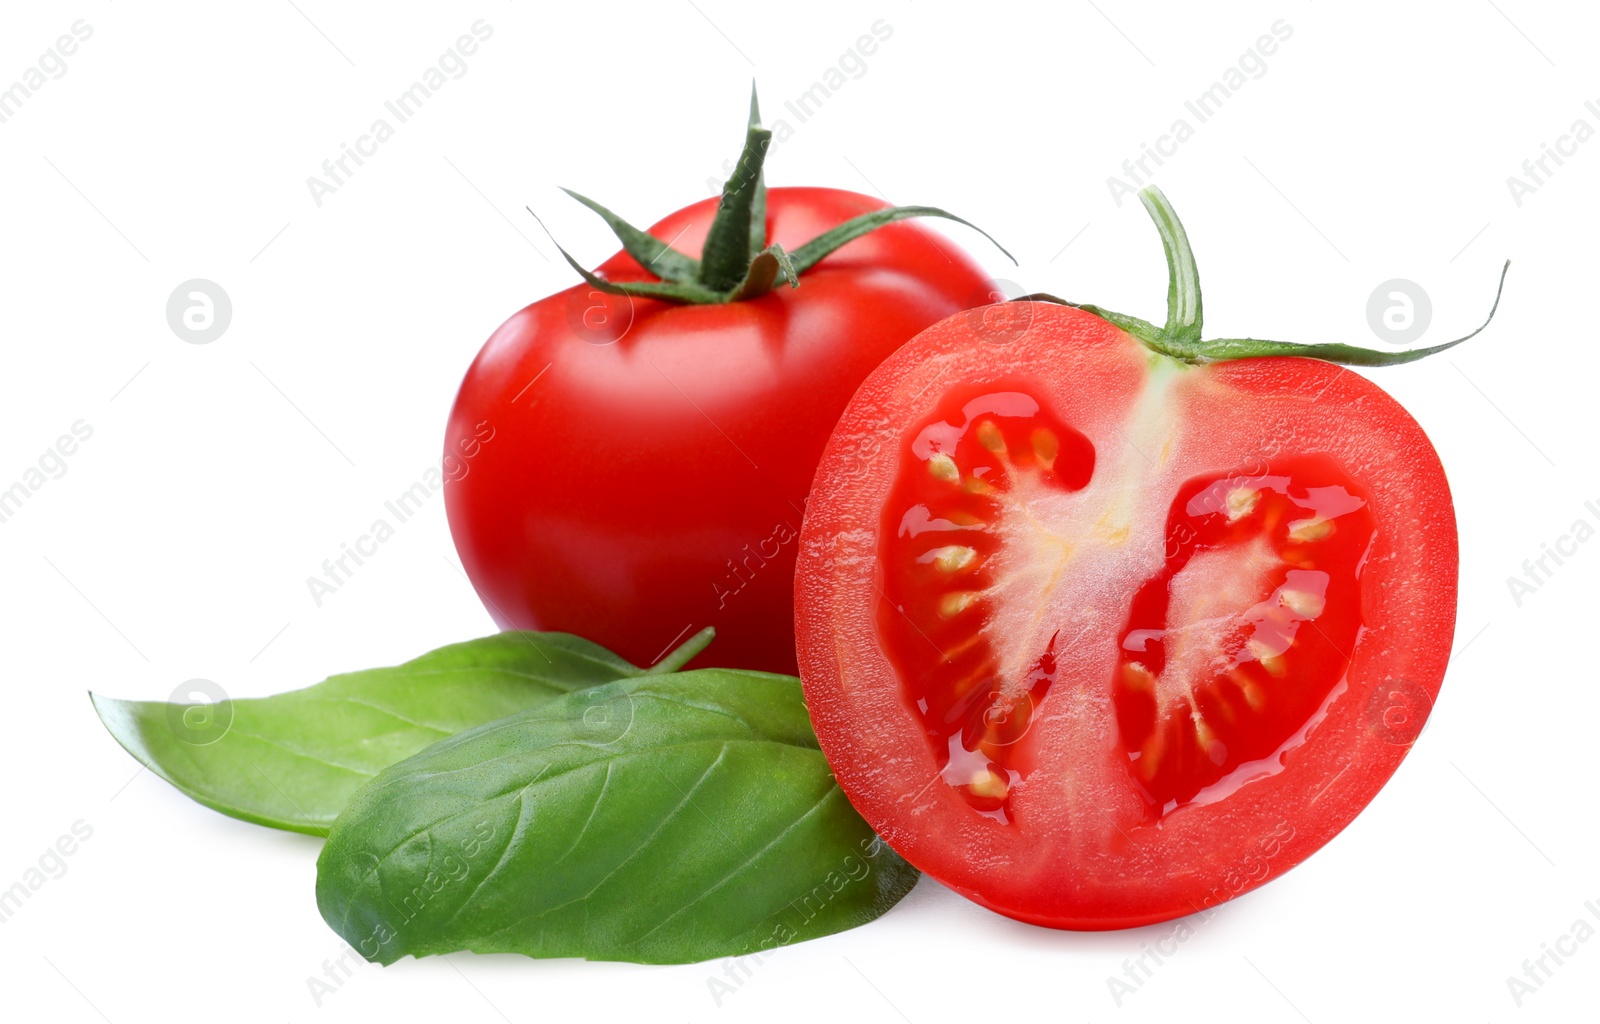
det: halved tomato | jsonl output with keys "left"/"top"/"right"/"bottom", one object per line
{"left": 795, "top": 188, "right": 1504, "bottom": 929}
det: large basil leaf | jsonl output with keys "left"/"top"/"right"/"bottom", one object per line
{"left": 315, "top": 670, "right": 918, "bottom": 965}
{"left": 90, "top": 629, "right": 711, "bottom": 836}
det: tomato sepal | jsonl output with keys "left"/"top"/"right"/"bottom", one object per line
{"left": 786, "top": 205, "right": 1015, "bottom": 275}
{"left": 1026, "top": 186, "right": 1508, "bottom": 368}
{"left": 728, "top": 243, "right": 798, "bottom": 300}
{"left": 558, "top": 187, "right": 702, "bottom": 284}
{"left": 529, "top": 86, "right": 1013, "bottom": 306}
{"left": 698, "top": 119, "right": 774, "bottom": 291}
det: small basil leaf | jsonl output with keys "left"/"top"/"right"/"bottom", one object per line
{"left": 91, "top": 630, "right": 712, "bottom": 835}
{"left": 315, "top": 670, "right": 918, "bottom": 965}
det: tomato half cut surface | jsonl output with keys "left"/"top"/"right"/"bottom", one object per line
{"left": 795, "top": 189, "right": 1490, "bottom": 930}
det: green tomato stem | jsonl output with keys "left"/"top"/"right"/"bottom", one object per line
{"left": 1030, "top": 186, "right": 1508, "bottom": 368}
{"left": 647, "top": 627, "right": 716, "bottom": 674}
{"left": 531, "top": 85, "right": 1012, "bottom": 306}
{"left": 1140, "top": 186, "right": 1203, "bottom": 348}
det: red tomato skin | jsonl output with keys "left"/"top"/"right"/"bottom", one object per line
{"left": 795, "top": 301, "right": 1458, "bottom": 929}
{"left": 445, "top": 187, "right": 994, "bottom": 673}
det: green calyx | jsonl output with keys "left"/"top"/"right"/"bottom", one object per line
{"left": 536, "top": 84, "right": 1014, "bottom": 305}
{"left": 1029, "top": 186, "right": 1509, "bottom": 367}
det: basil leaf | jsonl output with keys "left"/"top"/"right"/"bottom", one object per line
{"left": 315, "top": 670, "right": 918, "bottom": 965}
{"left": 90, "top": 629, "right": 712, "bottom": 836}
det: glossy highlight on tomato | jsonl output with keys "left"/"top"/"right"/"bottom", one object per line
{"left": 797, "top": 188, "right": 1492, "bottom": 929}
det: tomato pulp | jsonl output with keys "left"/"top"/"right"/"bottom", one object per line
{"left": 445, "top": 186, "right": 994, "bottom": 673}
{"left": 796, "top": 189, "right": 1491, "bottom": 928}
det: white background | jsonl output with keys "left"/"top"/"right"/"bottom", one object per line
{"left": 1, "top": 1, "right": 1595, "bottom": 1021}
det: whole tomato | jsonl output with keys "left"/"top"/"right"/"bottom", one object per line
{"left": 444, "top": 95, "right": 1002, "bottom": 673}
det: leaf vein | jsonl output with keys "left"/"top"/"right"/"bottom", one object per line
{"left": 518, "top": 744, "right": 731, "bottom": 926}
{"left": 630, "top": 785, "right": 841, "bottom": 944}
{"left": 552, "top": 761, "right": 614, "bottom": 867}
{"left": 221, "top": 728, "right": 379, "bottom": 777}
